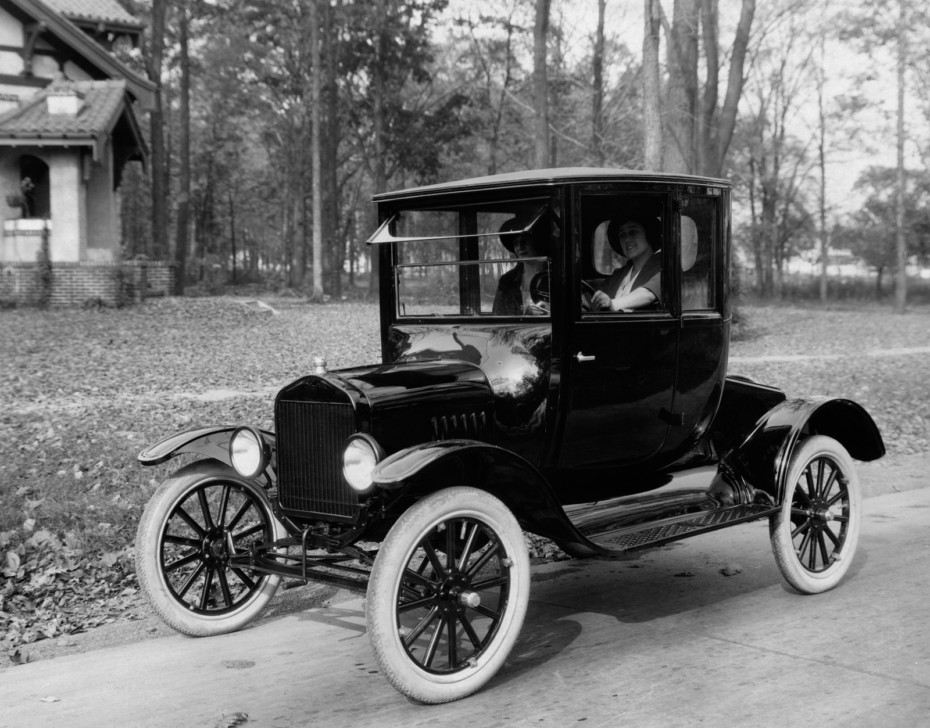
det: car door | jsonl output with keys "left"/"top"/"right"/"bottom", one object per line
{"left": 556, "top": 187, "right": 678, "bottom": 468}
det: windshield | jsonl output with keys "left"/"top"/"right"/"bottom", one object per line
{"left": 374, "top": 198, "right": 558, "bottom": 319}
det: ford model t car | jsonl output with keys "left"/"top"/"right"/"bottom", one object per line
{"left": 135, "top": 168, "right": 885, "bottom": 703}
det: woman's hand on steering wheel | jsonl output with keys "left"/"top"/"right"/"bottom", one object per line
{"left": 581, "top": 280, "right": 600, "bottom": 312}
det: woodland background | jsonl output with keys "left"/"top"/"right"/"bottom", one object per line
{"left": 4, "top": 0, "right": 930, "bottom": 662}
{"left": 115, "top": 0, "right": 930, "bottom": 308}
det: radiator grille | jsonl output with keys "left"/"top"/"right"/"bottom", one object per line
{"left": 275, "top": 400, "right": 358, "bottom": 519}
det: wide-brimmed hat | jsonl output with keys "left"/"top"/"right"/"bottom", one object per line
{"left": 498, "top": 217, "right": 537, "bottom": 255}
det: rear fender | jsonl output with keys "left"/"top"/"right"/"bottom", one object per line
{"left": 138, "top": 426, "right": 276, "bottom": 468}
{"left": 371, "top": 440, "right": 583, "bottom": 544}
{"left": 721, "top": 397, "right": 885, "bottom": 503}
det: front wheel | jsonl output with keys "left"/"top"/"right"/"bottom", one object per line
{"left": 770, "top": 436, "right": 861, "bottom": 594}
{"left": 135, "top": 460, "right": 285, "bottom": 636}
{"left": 367, "top": 487, "right": 530, "bottom": 704}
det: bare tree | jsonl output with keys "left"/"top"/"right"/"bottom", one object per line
{"left": 174, "top": 0, "right": 190, "bottom": 295}
{"left": 894, "top": 0, "right": 908, "bottom": 313}
{"left": 533, "top": 0, "right": 551, "bottom": 168}
{"left": 310, "top": 0, "right": 324, "bottom": 301}
{"left": 146, "top": 0, "right": 168, "bottom": 260}
{"left": 643, "top": 0, "right": 662, "bottom": 170}
{"left": 592, "top": 0, "right": 606, "bottom": 166}
{"left": 653, "top": 0, "right": 755, "bottom": 175}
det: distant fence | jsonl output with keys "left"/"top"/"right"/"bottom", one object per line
{"left": 0, "top": 260, "right": 173, "bottom": 307}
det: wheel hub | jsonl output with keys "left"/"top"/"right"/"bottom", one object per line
{"left": 437, "top": 572, "right": 479, "bottom": 613}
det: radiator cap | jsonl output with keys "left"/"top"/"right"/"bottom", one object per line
{"left": 313, "top": 356, "right": 327, "bottom": 374}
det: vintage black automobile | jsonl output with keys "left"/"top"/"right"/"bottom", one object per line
{"left": 135, "top": 168, "right": 885, "bottom": 704}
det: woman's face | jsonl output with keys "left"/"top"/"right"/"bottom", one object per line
{"left": 616, "top": 222, "right": 652, "bottom": 263}
{"left": 513, "top": 231, "right": 543, "bottom": 258}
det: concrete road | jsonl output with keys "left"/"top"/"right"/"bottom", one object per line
{"left": 2, "top": 487, "right": 929, "bottom": 728}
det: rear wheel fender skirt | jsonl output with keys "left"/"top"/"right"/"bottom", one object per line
{"left": 721, "top": 397, "right": 885, "bottom": 502}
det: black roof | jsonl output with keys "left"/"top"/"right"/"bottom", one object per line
{"left": 373, "top": 167, "right": 731, "bottom": 202}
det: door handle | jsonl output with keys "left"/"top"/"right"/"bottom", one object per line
{"left": 575, "top": 352, "right": 596, "bottom": 362}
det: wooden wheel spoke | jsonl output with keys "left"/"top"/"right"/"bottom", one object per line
{"left": 217, "top": 485, "right": 231, "bottom": 528}
{"left": 458, "top": 612, "right": 483, "bottom": 649}
{"left": 422, "top": 539, "right": 447, "bottom": 578}
{"left": 466, "top": 541, "right": 501, "bottom": 578}
{"left": 165, "top": 549, "right": 201, "bottom": 573}
{"left": 198, "top": 567, "right": 216, "bottom": 610}
{"left": 226, "top": 498, "right": 253, "bottom": 533}
{"left": 230, "top": 568, "right": 256, "bottom": 591}
{"left": 173, "top": 505, "right": 206, "bottom": 538}
{"left": 457, "top": 522, "right": 479, "bottom": 571}
{"left": 790, "top": 518, "right": 812, "bottom": 540}
{"left": 176, "top": 560, "right": 206, "bottom": 598}
{"left": 403, "top": 606, "right": 439, "bottom": 647}
{"left": 447, "top": 613, "right": 458, "bottom": 667}
{"left": 197, "top": 488, "right": 216, "bottom": 531}
{"left": 471, "top": 575, "right": 507, "bottom": 592}
{"left": 473, "top": 603, "right": 502, "bottom": 622}
{"left": 164, "top": 534, "right": 200, "bottom": 549}
{"left": 423, "top": 614, "right": 446, "bottom": 668}
{"left": 232, "top": 522, "right": 263, "bottom": 544}
{"left": 217, "top": 567, "right": 233, "bottom": 607}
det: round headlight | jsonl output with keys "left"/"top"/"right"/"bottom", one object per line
{"left": 343, "top": 435, "right": 383, "bottom": 492}
{"left": 230, "top": 427, "right": 268, "bottom": 479}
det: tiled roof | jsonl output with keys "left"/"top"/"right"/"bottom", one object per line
{"left": 40, "top": 0, "right": 141, "bottom": 27}
{"left": 0, "top": 80, "right": 128, "bottom": 139}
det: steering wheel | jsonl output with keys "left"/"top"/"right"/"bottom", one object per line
{"left": 529, "top": 272, "right": 600, "bottom": 312}
{"left": 580, "top": 279, "right": 598, "bottom": 312}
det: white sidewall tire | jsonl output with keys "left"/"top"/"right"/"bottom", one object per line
{"left": 367, "top": 487, "right": 530, "bottom": 704}
{"left": 135, "top": 460, "right": 285, "bottom": 637}
{"left": 770, "top": 435, "right": 861, "bottom": 594}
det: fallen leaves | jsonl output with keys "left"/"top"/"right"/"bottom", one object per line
{"left": 0, "top": 298, "right": 927, "bottom": 663}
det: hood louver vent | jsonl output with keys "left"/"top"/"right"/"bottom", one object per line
{"left": 431, "top": 411, "right": 489, "bottom": 441}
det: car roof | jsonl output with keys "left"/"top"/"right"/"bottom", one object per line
{"left": 373, "top": 167, "right": 731, "bottom": 203}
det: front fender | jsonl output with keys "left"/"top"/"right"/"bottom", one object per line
{"left": 371, "top": 439, "right": 583, "bottom": 544}
{"left": 721, "top": 397, "right": 885, "bottom": 503}
{"left": 138, "top": 426, "right": 276, "bottom": 467}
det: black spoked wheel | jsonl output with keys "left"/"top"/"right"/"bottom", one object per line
{"left": 135, "top": 460, "right": 284, "bottom": 636}
{"left": 367, "top": 487, "right": 530, "bottom": 704}
{"left": 770, "top": 436, "right": 861, "bottom": 594}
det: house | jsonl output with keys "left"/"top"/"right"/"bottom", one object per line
{"left": 0, "top": 0, "right": 169, "bottom": 305}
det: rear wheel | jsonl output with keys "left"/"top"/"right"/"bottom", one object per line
{"left": 367, "top": 487, "right": 530, "bottom": 703}
{"left": 770, "top": 436, "right": 861, "bottom": 594}
{"left": 135, "top": 460, "right": 285, "bottom": 636}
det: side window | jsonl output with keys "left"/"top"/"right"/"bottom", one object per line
{"left": 680, "top": 197, "right": 717, "bottom": 311}
{"left": 580, "top": 193, "right": 666, "bottom": 313}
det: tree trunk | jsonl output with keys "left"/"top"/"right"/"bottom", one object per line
{"left": 643, "top": 0, "right": 662, "bottom": 170}
{"left": 147, "top": 0, "right": 168, "bottom": 260}
{"left": 174, "top": 1, "right": 190, "bottom": 296}
{"left": 368, "top": 0, "right": 389, "bottom": 298}
{"left": 894, "top": 0, "right": 907, "bottom": 314}
{"left": 663, "top": 0, "right": 700, "bottom": 173}
{"left": 309, "top": 0, "right": 324, "bottom": 302}
{"left": 323, "top": 0, "right": 341, "bottom": 297}
{"left": 533, "top": 0, "right": 551, "bottom": 169}
{"left": 592, "top": 0, "right": 606, "bottom": 166}
{"left": 817, "top": 35, "right": 828, "bottom": 304}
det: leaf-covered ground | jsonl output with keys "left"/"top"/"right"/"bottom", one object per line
{"left": 1, "top": 298, "right": 928, "bottom": 663}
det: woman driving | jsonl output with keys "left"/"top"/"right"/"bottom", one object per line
{"left": 590, "top": 215, "right": 662, "bottom": 312}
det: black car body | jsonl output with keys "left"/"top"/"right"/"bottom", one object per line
{"left": 136, "top": 168, "right": 884, "bottom": 703}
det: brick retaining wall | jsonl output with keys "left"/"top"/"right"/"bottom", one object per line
{"left": 0, "top": 261, "right": 173, "bottom": 307}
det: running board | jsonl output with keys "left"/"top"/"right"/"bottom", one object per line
{"left": 584, "top": 504, "right": 777, "bottom": 553}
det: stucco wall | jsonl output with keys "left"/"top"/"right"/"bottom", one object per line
{"left": 85, "top": 139, "right": 117, "bottom": 259}
{"left": 47, "top": 149, "right": 86, "bottom": 262}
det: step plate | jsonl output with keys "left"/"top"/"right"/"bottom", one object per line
{"left": 588, "top": 504, "right": 775, "bottom": 553}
